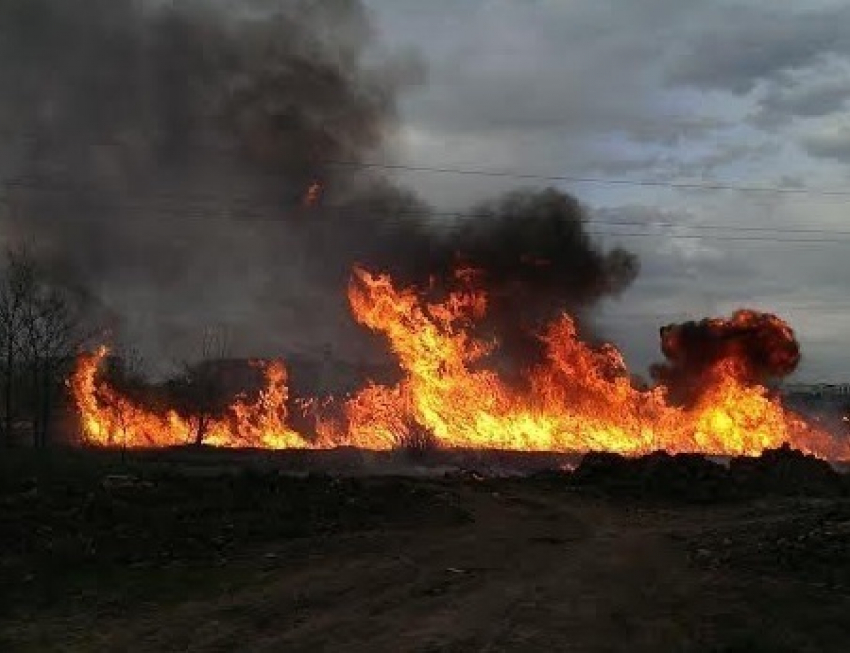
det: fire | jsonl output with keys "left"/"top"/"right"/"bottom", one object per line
{"left": 71, "top": 347, "right": 309, "bottom": 449}
{"left": 70, "top": 270, "right": 850, "bottom": 460}
{"left": 336, "top": 268, "right": 848, "bottom": 458}
{"left": 302, "top": 181, "right": 322, "bottom": 208}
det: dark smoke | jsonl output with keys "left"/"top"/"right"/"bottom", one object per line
{"left": 651, "top": 310, "right": 801, "bottom": 404}
{"left": 0, "top": 0, "right": 424, "bottom": 364}
{"left": 0, "top": 0, "right": 638, "bottom": 386}
{"left": 410, "top": 188, "right": 639, "bottom": 372}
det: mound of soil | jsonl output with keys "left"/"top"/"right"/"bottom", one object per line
{"left": 569, "top": 445, "right": 849, "bottom": 502}
{"left": 729, "top": 444, "right": 847, "bottom": 497}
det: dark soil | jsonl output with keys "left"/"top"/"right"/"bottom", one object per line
{"left": 0, "top": 446, "right": 848, "bottom": 652}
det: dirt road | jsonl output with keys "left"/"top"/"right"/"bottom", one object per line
{"left": 2, "top": 448, "right": 849, "bottom": 652}
{"left": 3, "top": 478, "right": 847, "bottom": 650}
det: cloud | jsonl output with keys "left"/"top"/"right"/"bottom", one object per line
{"left": 362, "top": 0, "right": 850, "bottom": 380}
{"left": 586, "top": 197, "right": 850, "bottom": 377}
{"left": 756, "top": 70, "right": 850, "bottom": 127}
{"left": 800, "top": 116, "right": 850, "bottom": 162}
{"left": 4, "top": 0, "right": 849, "bottom": 380}
{"left": 666, "top": 5, "right": 850, "bottom": 94}
{"left": 374, "top": 2, "right": 850, "bottom": 206}
{"left": 372, "top": 0, "right": 729, "bottom": 190}
{"left": 371, "top": 0, "right": 850, "bottom": 182}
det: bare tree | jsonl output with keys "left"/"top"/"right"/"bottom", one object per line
{"left": 169, "top": 328, "right": 232, "bottom": 446}
{"left": 103, "top": 346, "right": 148, "bottom": 456}
{"left": 22, "top": 279, "right": 88, "bottom": 448}
{"left": 0, "top": 247, "right": 91, "bottom": 447}
{"left": 105, "top": 347, "right": 148, "bottom": 398}
{"left": 0, "top": 248, "right": 35, "bottom": 447}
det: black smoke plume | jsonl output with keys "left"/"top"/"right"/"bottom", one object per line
{"left": 403, "top": 188, "right": 639, "bottom": 374}
{"left": 0, "top": 0, "right": 423, "bottom": 363}
{"left": 651, "top": 310, "right": 801, "bottom": 404}
{"left": 0, "top": 0, "right": 638, "bottom": 387}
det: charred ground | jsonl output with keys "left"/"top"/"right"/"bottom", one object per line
{"left": 1, "top": 446, "right": 848, "bottom": 652}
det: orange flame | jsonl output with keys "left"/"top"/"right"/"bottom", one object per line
{"left": 302, "top": 181, "right": 322, "bottom": 208}
{"left": 71, "top": 347, "right": 309, "bottom": 449}
{"left": 70, "top": 270, "right": 850, "bottom": 460}
{"left": 334, "top": 267, "right": 849, "bottom": 459}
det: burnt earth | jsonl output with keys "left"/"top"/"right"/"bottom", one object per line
{"left": 728, "top": 444, "right": 847, "bottom": 497}
{"left": 570, "top": 450, "right": 733, "bottom": 502}
{"left": 0, "top": 446, "right": 848, "bottom": 652}
{"left": 688, "top": 500, "right": 850, "bottom": 592}
{"left": 567, "top": 445, "right": 849, "bottom": 502}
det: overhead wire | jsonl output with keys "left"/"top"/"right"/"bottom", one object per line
{"left": 4, "top": 184, "right": 850, "bottom": 243}
{"left": 322, "top": 159, "right": 850, "bottom": 197}
{"left": 3, "top": 172, "right": 850, "bottom": 312}
{"left": 3, "top": 158, "right": 850, "bottom": 245}
{"left": 5, "top": 152, "right": 850, "bottom": 200}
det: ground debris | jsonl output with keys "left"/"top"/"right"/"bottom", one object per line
{"left": 2, "top": 448, "right": 850, "bottom": 652}
{"left": 102, "top": 474, "right": 155, "bottom": 491}
{"left": 568, "top": 445, "right": 849, "bottom": 502}
{"left": 728, "top": 444, "right": 847, "bottom": 497}
{"left": 687, "top": 501, "right": 850, "bottom": 589}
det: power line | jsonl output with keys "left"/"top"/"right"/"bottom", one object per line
{"left": 2, "top": 199, "right": 849, "bottom": 245}
{"left": 4, "top": 174, "right": 850, "bottom": 243}
{"left": 598, "top": 306, "right": 850, "bottom": 318}
{"left": 586, "top": 232, "right": 846, "bottom": 244}
{"left": 6, "top": 157, "right": 850, "bottom": 200}
{"left": 358, "top": 206, "right": 850, "bottom": 237}
{"left": 3, "top": 178, "right": 850, "bottom": 235}
{"left": 324, "top": 160, "right": 850, "bottom": 197}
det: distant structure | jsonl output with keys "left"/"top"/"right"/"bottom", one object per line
{"left": 781, "top": 382, "right": 849, "bottom": 435}
{"left": 783, "top": 383, "right": 850, "bottom": 399}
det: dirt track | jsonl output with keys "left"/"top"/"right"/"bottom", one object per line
{"left": 136, "top": 490, "right": 849, "bottom": 653}
{"left": 1, "top": 451, "right": 849, "bottom": 652}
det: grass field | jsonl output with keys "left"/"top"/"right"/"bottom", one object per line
{"left": 1, "top": 447, "right": 848, "bottom": 652}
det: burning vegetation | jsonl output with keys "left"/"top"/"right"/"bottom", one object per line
{"left": 0, "top": 1, "right": 848, "bottom": 460}
{"left": 651, "top": 310, "right": 801, "bottom": 404}
{"left": 3, "top": 4, "right": 850, "bottom": 652}
{"left": 70, "top": 266, "right": 850, "bottom": 461}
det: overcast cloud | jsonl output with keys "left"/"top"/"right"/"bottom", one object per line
{"left": 365, "top": 0, "right": 850, "bottom": 381}
{"left": 2, "top": 0, "right": 848, "bottom": 383}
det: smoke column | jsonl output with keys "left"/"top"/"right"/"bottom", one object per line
{"left": 0, "top": 0, "right": 423, "bottom": 362}
{"left": 651, "top": 310, "right": 801, "bottom": 404}
{"left": 0, "top": 0, "right": 638, "bottom": 386}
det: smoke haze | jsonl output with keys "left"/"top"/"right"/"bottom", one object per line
{"left": 0, "top": 0, "right": 638, "bottom": 380}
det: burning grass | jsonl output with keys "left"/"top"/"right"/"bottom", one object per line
{"left": 70, "top": 267, "right": 850, "bottom": 461}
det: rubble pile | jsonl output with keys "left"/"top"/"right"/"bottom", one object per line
{"left": 565, "top": 445, "right": 850, "bottom": 502}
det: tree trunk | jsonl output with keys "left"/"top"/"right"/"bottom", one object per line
{"left": 194, "top": 415, "right": 208, "bottom": 446}
{"left": 39, "top": 366, "right": 52, "bottom": 449}
{"left": 31, "top": 362, "right": 41, "bottom": 448}
{"left": 2, "top": 341, "right": 13, "bottom": 447}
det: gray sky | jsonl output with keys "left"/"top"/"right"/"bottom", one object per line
{"left": 365, "top": 0, "right": 850, "bottom": 382}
